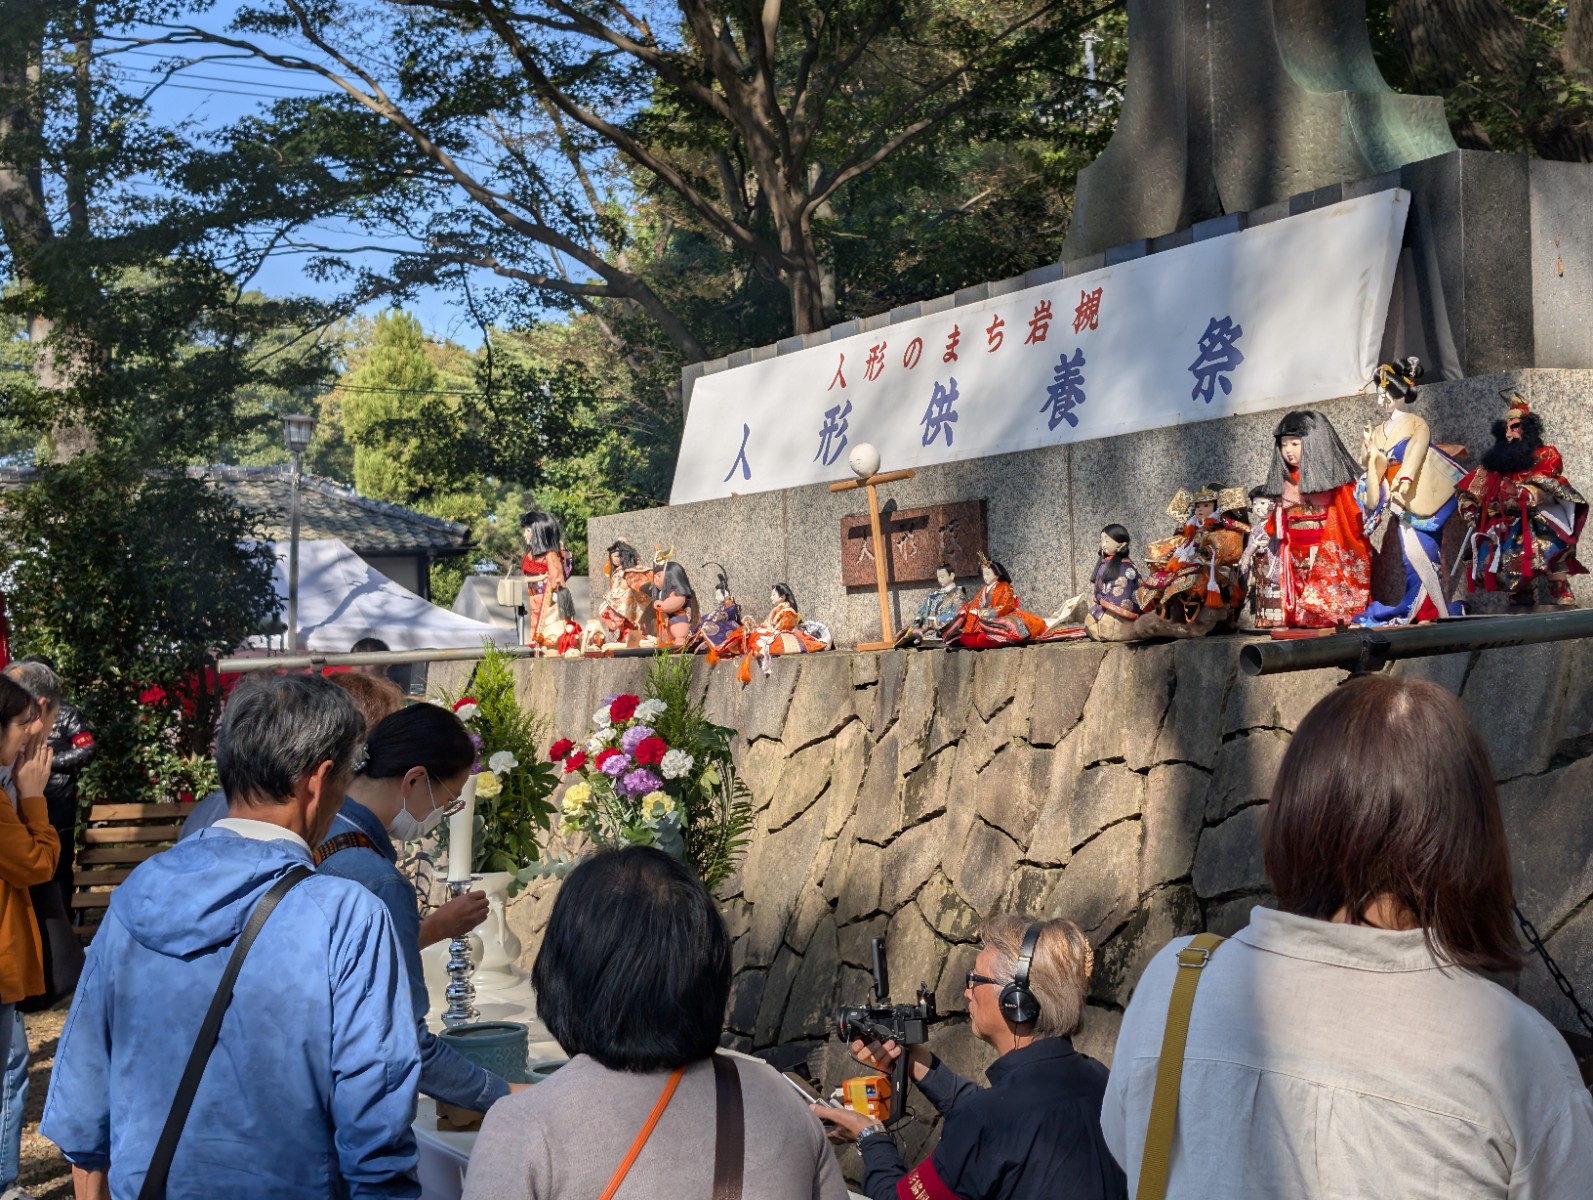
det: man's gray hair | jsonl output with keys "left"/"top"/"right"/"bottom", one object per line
{"left": 980, "top": 913, "right": 1094, "bottom": 1038}
{"left": 5, "top": 661, "right": 63, "bottom": 709}
{"left": 216, "top": 675, "right": 365, "bottom": 805}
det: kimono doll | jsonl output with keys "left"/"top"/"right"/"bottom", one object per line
{"left": 1256, "top": 410, "right": 1372, "bottom": 628}
{"left": 1355, "top": 358, "right": 1465, "bottom": 625}
{"left": 943, "top": 555, "right": 1047, "bottom": 650}
{"left": 717, "top": 584, "right": 831, "bottom": 683}
{"left": 690, "top": 563, "right": 744, "bottom": 653}
{"left": 1134, "top": 483, "right": 1248, "bottom": 626}
{"left": 520, "top": 509, "right": 568, "bottom": 650}
{"left": 649, "top": 550, "right": 698, "bottom": 648}
{"left": 597, "top": 540, "right": 653, "bottom": 645}
{"left": 897, "top": 564, "right": 967, "bottom": 647}
{"left": 1082, "top": 525, "right": 1145, "bottom": 642}
{"left": 1239, "top": 489, "right": 1286, "bottom": 628}
{"left": 1457, "top": 392, "right": 1587, "bottom": 607}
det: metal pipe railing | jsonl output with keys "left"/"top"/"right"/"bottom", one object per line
{"left": 216, "top": 644, "right": 530, "bottom": 674}
{"left": 1238, "top": 609, "right": 1593, "bottom": 676}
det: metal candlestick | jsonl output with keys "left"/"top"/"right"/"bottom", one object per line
{"left": 441, "top": 880, "right": 480, "bottom": 1027}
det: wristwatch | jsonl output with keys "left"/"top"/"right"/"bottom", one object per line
{"left": 855, "top": 1122, "right": 891, "bottom": 1147}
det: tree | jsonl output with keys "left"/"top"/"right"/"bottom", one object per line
{"left": 339, "top": 307, "right": 446, "bottom": 501}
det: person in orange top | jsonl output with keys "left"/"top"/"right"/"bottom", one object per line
{"left": 0, "top": 673, "right": 59, "bottom": 1075}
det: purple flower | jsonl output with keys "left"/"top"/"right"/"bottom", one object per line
{"left": 620, "top": 725, "right": 655, "bottom": 755}
{"left": 469, "top": 732, "right": 484, "bottom": 750}
{"left": 620, "top": 768, "right": 663, "bottom": 798}
{"left": 600, "top": 753, "right": 632, "bottom": 779}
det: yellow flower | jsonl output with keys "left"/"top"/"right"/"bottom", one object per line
{"left": 474, "top": 770, "right": 503, "bottom": 799}
{"left": 640, "top": 790, "right": 675, "bottom": 821}
{"left": 561, "top": 781, "right": 592, "bottom": 815}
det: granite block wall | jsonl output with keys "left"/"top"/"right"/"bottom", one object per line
{"left": 432, "top": 635, "right": 1593, "bottom": 1155}
{"left": 589, "top": 369, "right": 1593, "bottom": 647}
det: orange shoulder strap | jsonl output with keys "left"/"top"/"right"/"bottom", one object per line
{"left": 598, "top": 1065, "right": 686, "bottom": 1200}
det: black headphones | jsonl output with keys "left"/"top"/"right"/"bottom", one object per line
{"left": 998, "top": 924, "right": 1043, "bottom": 1026}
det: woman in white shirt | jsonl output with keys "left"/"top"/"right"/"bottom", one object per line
{"left": 1104, "top": 672, "right": 1593, "bottom": 1198}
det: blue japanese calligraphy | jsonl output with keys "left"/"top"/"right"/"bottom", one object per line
{"left": 1188, "top": 316, "right": 1245, "bottom": 403}
{"left": 723, "top": 423, "right": 752, "bottom": 482}
{"left": 813, "top": 399, "right": 852, "bottom": 467}
{"left": 921, "top": 378, "right": 960, "bottom": 447}
{"left": 1041, "top": 347, "right": 1087, "bottom": 431}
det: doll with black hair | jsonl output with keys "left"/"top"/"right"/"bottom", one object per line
{"left": 689, "top": 563, "right": 744, "bottom": 653}
{"left": 942, "top": 554, "right": 1047, "bottom": 649}
{"left": 1239, "top": 487, "right": 1285, "bottom": 628}
{"left": 711, "top": 583, "right": 830, "bottom": 682}
{"left": 897, "top": 563, "right": 967, "bottom": 647}
{"left": 520, "top": 509, "right": 568, "bottom": 650}
{"left": 1134, "top": 483, "right": 1249, "bottom": 626}
{"left": 596, "top": 539, "right": 652, "bottom": 646}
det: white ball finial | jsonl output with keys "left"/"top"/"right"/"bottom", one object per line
{"left": 848, "top": 442, "right": 881, "bottom": 479}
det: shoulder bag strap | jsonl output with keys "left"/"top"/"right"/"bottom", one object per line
{"left": 597, "top": 1065, "right": 686, "bottom": 1200}
{"left": 1136, "top": 932, "right": 1225, "bottom": 1200}
{"left": 137, "top": 865, "right": 314, "bottom": 1200}
{"left": 312, "top": 831, "right": 378, "bottom": 865}
{"left": 711, "top": 1053, "right": 745, "bottom": 1200}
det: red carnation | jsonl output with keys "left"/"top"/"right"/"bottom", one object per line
{"left": 608, "top": 694, "right": 641, "bottom": 723}
{"left": 594, "top": 748, "right": 622, "bottom": 771}
{"left": 563, "top": 750, "right": 587, "bottom": 773}
{"left": 452, "top": 696, "right": 478, "bottom": 713}
{"left": 633, "top": 736, "right": 668, "bottom": 766}
{"left": 548, "top": 738, "right": 575, "bottom": 762}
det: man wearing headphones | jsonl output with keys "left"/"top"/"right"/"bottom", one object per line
{"left": 814, "top": 914, "right": 1126, "bottom": 1200}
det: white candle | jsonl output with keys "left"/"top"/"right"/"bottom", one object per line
{"left": 447, "top": 774, "right": 479, "bottom": 883}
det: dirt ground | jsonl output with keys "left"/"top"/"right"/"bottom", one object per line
{"left": 15, "top": 1005, "right": 71, "bottom": 1200}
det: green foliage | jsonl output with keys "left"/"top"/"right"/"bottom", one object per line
{"left": 339, "top": 309, "right": 445, "bottom": 503}
{"left": 127, "top": 687, "right": 222, "bottom": 805}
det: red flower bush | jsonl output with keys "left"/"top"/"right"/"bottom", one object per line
{"left": 548, "top": 738, "right": 575, "bottom": 762}
{"left": 608, "top": 694, "right": 640, "bottom": 723}
{"left": 633, "top": 736, "right": 668, "bottom": 766}
{"left": 563, "top": 750, "right": 587, "bottom": 773}
{"left": 139, "top": 686, "right": 168, "bottom": 706}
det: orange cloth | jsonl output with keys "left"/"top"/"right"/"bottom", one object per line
{"left": 0, "top": 794, "right": 61, "bottom": 1003}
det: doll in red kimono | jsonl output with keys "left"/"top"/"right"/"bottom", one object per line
{"left": 943, "top": 554, "right": 1047, "bottom": 649}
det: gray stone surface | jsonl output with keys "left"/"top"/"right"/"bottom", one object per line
{"left": 1530, "top": 159, "right": 1593, "bottom": 371}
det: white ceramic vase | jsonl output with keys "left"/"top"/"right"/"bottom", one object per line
{"left": 473, "top": 870, "right": 524, "bottom": 981}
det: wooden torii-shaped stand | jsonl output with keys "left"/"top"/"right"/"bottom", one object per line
{"left": 830, "top": 467, "right": 917, "bottom": 651}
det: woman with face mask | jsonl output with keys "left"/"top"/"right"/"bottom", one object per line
{"left": 316, "top": 703, "right": 519, "bottom": 1114}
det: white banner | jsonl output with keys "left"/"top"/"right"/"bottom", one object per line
{"left": 670, "top": 189, "right": 1409, "bottom": 505}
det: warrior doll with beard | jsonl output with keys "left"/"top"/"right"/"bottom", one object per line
{"left": 1457, "top": 392, "right": 1587, "bottom": 606}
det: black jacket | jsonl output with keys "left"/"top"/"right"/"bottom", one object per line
{"left": 45, "top": 701, "right": 96, "bottom": 834}
{"left": 859, "top": 1038, "right": 1126, "bottom": 1200}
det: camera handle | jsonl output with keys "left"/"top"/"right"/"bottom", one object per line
{"left": 885, "top": 1041, "right": 911, "bottom": 1127}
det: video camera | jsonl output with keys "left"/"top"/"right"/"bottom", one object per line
{"left": 832, "top": 936, "right": 938, "bottom": 1125}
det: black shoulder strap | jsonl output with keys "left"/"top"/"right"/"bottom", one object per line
{"left": 137, "top": 865, "right": 313, "bottom": 1200}
{"left": 711, "top": 1054, "right": 745, "bottom": 1200}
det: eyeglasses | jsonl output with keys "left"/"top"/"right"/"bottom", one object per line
{"left": 429, "top": 775, "right": 467, "bottom": 818}
{"left": 966, "top": 972, "right": 1004, "bottom": 990}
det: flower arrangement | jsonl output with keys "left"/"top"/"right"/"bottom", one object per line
{"left": 131, "top": 685, "right": 219, "bottom": 805}
{"left": 442, "top": 644, "right": 559, "bottom": 879}
{"left": 547, "top": 653, "right": 752, "bottom": 893}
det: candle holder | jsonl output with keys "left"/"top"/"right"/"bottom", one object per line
{"left": 441, "top": 879, "right": 480, "bottom": 1028}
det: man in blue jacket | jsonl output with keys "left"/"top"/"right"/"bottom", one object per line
{"left": 42, "top": 676, "right": 422, "bottom": 1200}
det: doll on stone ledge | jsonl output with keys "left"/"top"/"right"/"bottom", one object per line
{"left": 521, "top": 509, "right": 571, "bottom": 650}
{"left": 1134, "top": 482, "right": 1249, "bottom": 629}
{"left": 710, "top": 583, "right": 831, "bottom": 682}
{"left": 689, "top": 563, "right": 744, "bottom": 653}
{"left": 596, "top": 539, "right": 654, "bottom": 646}
{"left": 649, "top": 548, "right": 698, "bottom": 649}
{"left": 942, "top": 554, "right": 1048, "bottom": 650}
{"left": 1456, "top": 391, "right": 1587, "bottom": 607}
{"left": 896, "top": 563, "right": 968, "bottom": 647}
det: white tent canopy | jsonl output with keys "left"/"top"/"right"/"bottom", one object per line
{"left": 261, "top": 538, "right": 521, "bottom": 652}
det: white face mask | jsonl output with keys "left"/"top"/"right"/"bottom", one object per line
{"left": 387, "top": 775, "right": 449, "bottom": 841}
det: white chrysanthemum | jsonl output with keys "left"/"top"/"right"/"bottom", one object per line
{"left": 592, "top": 705, "right": 613, "bottom": 729}
{"left": 634, "top": 698, "right": 667, "bottom": 722}
{"left": 660, "top": 749, "right": 694, "bottom": 780}
{"left": 585, "top": 737, "right": 605, "bottom": 755}
{"left": 487, "top": 750, "right": 519, "bottom": 774}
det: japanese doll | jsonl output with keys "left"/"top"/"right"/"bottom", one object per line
{"left": 942, "top": 555, "right": 1048, "bottom": 650}
{"left": 1082, "top": 525, "right": 1145, "bottom": 642}
{"left": 1355, "top": 358, "right": 1465, "bottom": 625}
{"left": 1134, "top": 483, "right": 1248, "bottom": 627}
{"left": 711, "top": 584, "right": 831, "bottom": 683}
{"left": 1457, "top": 392, "right": 1587, "bottom": 606}
{"left": 1256, "top": 410, "right": 1372, "bottom": 628}
{"left": 649, "top": 550, "right": 698, "bottom": 648}
{"left": 897, "top": 564, "right": 967, "bottom": 647}
{"left": 520, "top": 509, "right": 570, "bottom": 650}
{"left": 690, "top": 563, "right": 744, "bottom": 653}
{"left": 1238, "top": 490, "right": 1286, "bottom": 628}
{"left": 596, "top": 539, "right": 653, "bottom": 646}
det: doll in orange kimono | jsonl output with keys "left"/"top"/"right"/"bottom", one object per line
{"left": 943, "top": 555, "right": 1047, "bottom": 649}
{"left": 712, "top": 584, "right": 830, "bottom": 682}
{"left": 1134, "top": 483, "right": 1249, "bottom": 627}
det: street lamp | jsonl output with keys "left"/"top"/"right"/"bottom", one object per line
{"left": 282, "top": 414, "right": 317, "bottom": 653}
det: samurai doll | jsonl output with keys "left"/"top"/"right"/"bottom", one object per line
{"left": 520, "top": 509, "right": 570, "bottom": 650}
{"left": 943, "top": 555, "right": 1047, "bottom": 650}
{"left": 1456, "top": 392, "right": 1587, "bottom": 606}
{"left": 1238, "top": 488, "right": 1286, "bottom": 628}
{"left": 596, "top": 539, "right": 653, "bottom": 646}
{"left": 1256, "top": 411, "right": 1372, "bottom": 628}
{"left": 1355, "top": 358, "right": 1465, "bottom": 625}
{"left": 896, "top": 564, "right": 967, "bottom": 647}
{"left": 690, "top": 563, "right": 744, "bottom": 653}
{"left": 712, "top": 584, "right": 831, "bottom": 683}
{"left": 1134, "top": 483, "right": 1249, "bottom": 628}
{"left": 649, "top": 549, "right": 699, "bottom": 649}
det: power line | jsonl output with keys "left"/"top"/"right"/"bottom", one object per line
{"left": 116, "top": 65, "right": 335, "bottom": 95}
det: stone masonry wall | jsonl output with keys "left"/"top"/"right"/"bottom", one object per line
{"left": 432, "top": 637, "right": 1593, "bottom": 1158}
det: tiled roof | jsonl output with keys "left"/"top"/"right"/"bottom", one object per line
{"left": 202, "top": 466, "right": 473, "bottom": 556}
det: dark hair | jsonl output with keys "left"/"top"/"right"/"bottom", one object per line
{"left": 771, "top": 582, "right": 797, "bottom": 609}
{"left": 1098, "top": 524, "right": 1132, "bottom": 585}
{"left": 606, "top": 540, "right": 640, "bottom": 570}
{"left": 1263, "top": 674, "right": 1522, "bottom": 973}
{"left": 1481, "top": 411, "right": 1545, "bottom": 475}
{"left": 983, "top": 559, "right": 1012, "bottom": 584}
{"left": 357, "top": 703, "right": 475, "bottom": 782}
{"left": 0, "top": 675, "right": 34, "bottom": 729}
{"left": 5, "top": 661, "right": 63, "bottom": 708}
{"left": 1263, "top": 410, "right": 1360, "bottom": 496}
{"left": 351, "top": 637, "right": 390, "bottom": 655}
{"left": 521, "top": 509, "right": 563, "bottom": 557}
{"left": 533, "top": 847, "right": 731, "bottom": 1071}
{"left": 216, "top": 676, "right": 365, "bottom": 805}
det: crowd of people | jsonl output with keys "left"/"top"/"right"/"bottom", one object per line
{"left": 0, "top": 668, "right": 1589, "bottom": 1198}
